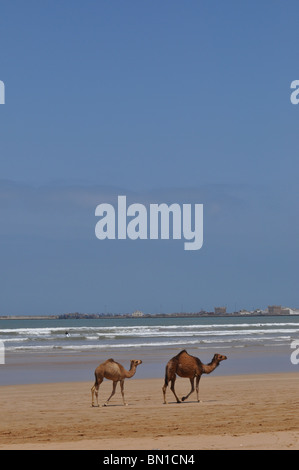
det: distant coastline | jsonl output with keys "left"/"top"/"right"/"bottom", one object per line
{"left": 1, "top": 311, "right": 298, "bottom": 320}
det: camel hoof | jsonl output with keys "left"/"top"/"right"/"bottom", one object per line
{"left": 181, "top": 397, "right": 186, "bottom": 402}
{"left": 92, "top": 404, "right": 99, "bottom": 408}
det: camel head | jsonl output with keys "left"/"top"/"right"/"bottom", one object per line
{"left": 213, "top": 354, "right": 227, "bottom": 365}
{"left": 130, "top": 359, "right": 143, "bottom": 369}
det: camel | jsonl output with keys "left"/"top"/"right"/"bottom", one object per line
{"left": 91, "top": 358, "right": 142, "bottom": 407}
{"left": 162, "top": 349, "right": 227, "bottom": 404}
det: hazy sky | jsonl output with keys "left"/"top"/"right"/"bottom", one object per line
{"left": 0, "top": 1, "right": 298, "bottom": 315}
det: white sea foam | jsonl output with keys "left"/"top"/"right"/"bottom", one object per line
{"left": 1, "top": 317, "right": 299, "bottom": 354}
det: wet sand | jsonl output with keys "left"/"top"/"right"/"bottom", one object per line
{"left": 1, "top": 372, "right": 299, "bottom": 450}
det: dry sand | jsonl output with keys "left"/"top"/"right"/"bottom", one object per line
{"left": 1, "top": 372, "right": 299, "bottom": 450}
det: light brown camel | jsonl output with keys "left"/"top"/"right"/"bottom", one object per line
{"left": 162, "top": 349, "right": 227, "bottom": 404}
{"left": 91, "top": 358, "right": 142, "bottom": 407}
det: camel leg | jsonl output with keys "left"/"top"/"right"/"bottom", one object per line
{"left": 182, "top": 377, "right": 195, "bottom": 402}
{"left": 104, "top": 380, "right": 117, "bottom": 406}
{"left": 91, "top": 384, "right": 97, "bottom": 407}
{"left": 196, "top": 375, "right": 202, "bottom": 402}
{"left": 91, "top": 379, "right": 102, "bottom": 407}
{"left": 120, "top": 379, "right": 128, "bottom": 406}
{"left": 162, "top": 366, "right": 170, "bottom": 404}
{"left": 162, "top": 382, "right": 168, "bottom": 404}
{"left": 170, "top": 377, "right": 181, "bottom": 403}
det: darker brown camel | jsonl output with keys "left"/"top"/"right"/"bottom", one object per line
{"left": 91, "top": 358, "right": 142, "bottom": 407}
{"left": 162, "top": 349, "right": 227, "bottom": 404}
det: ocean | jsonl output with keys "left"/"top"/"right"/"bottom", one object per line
{"left": 1, "top": 315, "right": 299, "bottom": 385}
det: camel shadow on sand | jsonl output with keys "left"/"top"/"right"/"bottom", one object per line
{"left": 164, "top": 399, "right": 218, "bottom": 405}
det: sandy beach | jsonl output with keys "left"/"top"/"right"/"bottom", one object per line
{"left": 1, "top": 372, "right": 299, "bottom": 450}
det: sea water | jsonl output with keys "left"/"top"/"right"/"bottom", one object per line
{"left": 0, "top": 315, "right": 298, "bottom": 384}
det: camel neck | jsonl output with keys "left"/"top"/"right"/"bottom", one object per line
{"left": 202, "top": 361, "right": 219, "bottom": 374}
{"left": 125, "top": 366, "right": 137, "bottom": 379}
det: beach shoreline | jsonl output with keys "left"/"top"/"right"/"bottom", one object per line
{"left": 1, "top": 372, "right": 299, "bottom": 450}
{"left": 2, "top": 343, "right": 296, "bottom": 386}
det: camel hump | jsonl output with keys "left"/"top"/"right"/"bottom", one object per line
{"left": 174, "top": 349, "right": 188, "bottom": 359}
{"left": 107, "top": 358, "right": 115, "bottom": 363}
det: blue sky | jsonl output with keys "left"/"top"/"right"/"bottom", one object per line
{"left": 0, "top": 1, "right": 298, "bottom": 315}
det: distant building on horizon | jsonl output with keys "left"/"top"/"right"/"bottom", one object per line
{"left": 214, "top": 307, "right": 227, "bottom": 315}
{"left": 268, "top": 305, "right": 282, "bottom": 315}
{"left": 287, "top": 308, "right": 299, "bottom": 315}
{"left": 267, "top": 305, "right": 297, "bottom": 315}
{"left": 131, "top": 310, "right": 144, "bottom": 317}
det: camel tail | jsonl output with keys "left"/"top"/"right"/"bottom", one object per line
{"left": 164, "top": 365, "right": 169, "bottom": 386}
{"left": 94, "top": 371, "right": 99, "bottom": 386}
